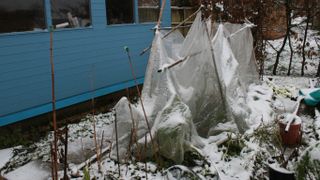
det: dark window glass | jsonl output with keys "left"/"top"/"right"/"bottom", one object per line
{"left": 171, "top": 0, "right": 195, "bottom": 7}
{"left": 171, "top": 0, "right": 197, "bottom": 36}
{"left": 0, "top": 0, "right": 46, "bottom": 33}
{"left": 51, "top": 0, "right": 91, "bottom": 29}
{"left": 106, "top": 0, "right": 134, "bottom": 25}
{"left": 138, "top": 0, "right": 159, "bottom": 23}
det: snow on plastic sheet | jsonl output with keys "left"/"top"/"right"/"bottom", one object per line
{"left": 212, "top": 24, "right": 239, "bottom": 87}
{"left": 112, "top": 12, "right": 259, "bottom": 163}
{"left": 224, "top": 23, "right": 259, "bottom": 87}
{"left": 211, "top": 23, "right": 260, "bottom": 133}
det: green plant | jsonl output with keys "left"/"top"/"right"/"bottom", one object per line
{"left": 296, "top": 151, "right": 320, "bottom": 180}
{"left": 252, "top": 122, "right": 282, "bottom": 152}
{"left": 220, "top": 133, "right": 245, "bottom": 159}
{"left": 83, "top": 166, "right": 90, "bottom": 180}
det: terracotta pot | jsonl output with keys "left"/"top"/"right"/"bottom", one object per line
{"left": 278, "top": 114, "right": 302, "bottom": 147}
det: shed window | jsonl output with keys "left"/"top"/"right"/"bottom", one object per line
{"left": 171, "top": 0, "right": 197, "bottom": 36}
{"left": 106, "top": 0, "right": 134, "bottom": 25}
{"left": 51, "top": 0, "right": 91, "bottom": 29}
{"left": 138, "top": 0, "right": 160, "bottom": 23}
{"left": 0, "top": 0, "right": 46, "bottom": 33}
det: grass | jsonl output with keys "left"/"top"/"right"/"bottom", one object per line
{"left": 296, "top": 144, "right": 320, "bottom": 180}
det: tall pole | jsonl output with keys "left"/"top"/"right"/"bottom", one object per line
{"left": 124, "top": 47, "right": 158, "bottom": 162}
{"left": 49, "top": 26, "right": 58, "bottom": 180}
{"left": 90, "top": 65, "right": 102, "bottom": 173}
{"left": 157, "top": 0, "right": 166, "bottom": 28}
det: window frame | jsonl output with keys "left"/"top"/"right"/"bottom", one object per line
{"left": 105, "top": 0, "right": 163, "bottom": 27}
{"left": 49, "top": 0, "right": 93, "bottom": 31}
{"left": 0, "top": 0, "right": 167, "bottom": 36}
{"left": 0, "top": 0, "right": 48, "bottom": 36}
{"left": 137, "top": 0, "right": 160, "bottom": 24}
{"left": 105, "top": 0, "right": 137, "bottom": 26}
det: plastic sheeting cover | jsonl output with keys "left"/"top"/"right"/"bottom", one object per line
{"left": 111, "top": 13, "right": 259, "bottom": 163}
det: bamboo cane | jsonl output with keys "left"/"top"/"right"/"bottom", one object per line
{"left": 144, "top": 134, "right": 148, "bottom": 180}
{"left": 77, "top": 146, "right": 110, "bottom": 171}
{"left": 139, "top": 6, "right": 202, "bottom": 56}
{"left": 114, "top": 111, "right": 121, "bottom": 177}
{"left": 90, "top": 66, "right": 102, "bottom": 173}
{"left": 124, "top": 47, "right": 158, "bottom": 161}
{"left": 50, "top": 143, "right": 55, "bottom": 180}
{"left": 63, "top": 127, "right": 68, "bottom": 180}
{"left": 100, "top": 130, "right": 104, "bottom": 155}
{"left": 49, "top": 26, "right": 58, "bottom": 180}
{"left": 157, "top": 0, "right": 167, "bottom": 28}
{"left": 157, "top": 51, "right": 202, "bottom": 73}
{"left": 162, "top": 6, "right": 202, "bottom": 39}
{"left": 125, "top": 128, "right": 134, "bottom": 162}
{"left": 125, "top": 88, "right": 141, "bottom": 160}
{"left": 139, "top": 24, "right": 193, "bottom": 56}
{"left": 140, "top": 0, "right": 166, "bottom": 58}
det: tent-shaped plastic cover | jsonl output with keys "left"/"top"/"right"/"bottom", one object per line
{"left": 111, "top": 13, "right": 259, "bottom": 163}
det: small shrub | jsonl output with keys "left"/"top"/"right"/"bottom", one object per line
{"left": 220, "top": 134, "right": 245, "bottom": 158}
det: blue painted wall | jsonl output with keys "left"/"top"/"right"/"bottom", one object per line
{"left": 0, "top": 0, "right": 171, "bottom": 126}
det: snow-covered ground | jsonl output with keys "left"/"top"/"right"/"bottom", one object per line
{"left": 0, "top": 148, "right": 12, "bottom": 169}
{"left": 264, "top": 17, "right": 320, "bottom": 77}
{"left": 1, "top": 76, "right": 319, "bottom": 180}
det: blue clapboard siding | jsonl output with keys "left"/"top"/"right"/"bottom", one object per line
{"left": 0, "top": 0, "right": 171, "bottom": 126}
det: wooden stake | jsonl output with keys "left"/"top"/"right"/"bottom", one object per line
{"left": 50, "top": 143, "right": 55, "bottom": 180}
{"left": 140, "top": 0, "right": 165, "bottom": 57}
{"left": 157, "top": 0, "right": 167, "bottom": 28}
{"left": 63, "top": 127, "right": 69, "bottom": 180}
{"left": 162, "top": 6, "right": 202, "bottom": 39}
{"left": 204, "top": 19, "right": 226, "bottom": 110}
{"left": 90, "top": 66, "right": 102, "bottom": 173}
{"left": 100, "top": 130, "right": 104, "bottom": 155}
{"left": 125, "top": 88, "right": 141, "bottom": 160}
{"left": 124, "top": 47, "right": 158, "bottom": 162}
{"left": 49, "top": 26, "right": 58, "bottom": 180}
{"left": 157, "top": 51, "right": 202, "bottom": 73}
{"left": 114, "top": 111, "right": 121, "bottom": 177}
{"left": 144, "top": 134, "right": 148, "bottom": 180}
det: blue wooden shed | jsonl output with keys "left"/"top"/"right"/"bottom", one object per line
{"left": 0, "top": 0, "right": 172, "bottom": 126}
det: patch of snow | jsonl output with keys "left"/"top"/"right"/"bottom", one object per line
{"left": 0, "top": 148, "right": 12, "bottom": 169}
{"left": 5, "top": 161, "right": 50, "bottom": 180}
{"left": 246, "top": 83, "right": 274, "bottom": 128}
{"left": 269, "top": 163, "right": 294, "bottom": 174}
{"left": 218, "top": 157, "right": 251, "bottom": 180}
{"left": 309, "top": 143, "right": 320, "bottom": 161}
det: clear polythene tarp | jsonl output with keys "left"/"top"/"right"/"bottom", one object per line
{"left": 111, "top": 13, "right": 259, "bottom": 163}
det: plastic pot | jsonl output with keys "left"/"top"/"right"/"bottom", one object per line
{"left": 278, "top": 114, "right": 302, "bottom": 147}
{"left": 269, "top": 164, "right": 295, "bottom": 180}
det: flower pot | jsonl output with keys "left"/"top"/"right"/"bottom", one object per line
{"left": 269, "top": 164, "right": 295, "bottom": 180}
{"left": 278, "top": 114, "right": 302, "bottom": 147}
